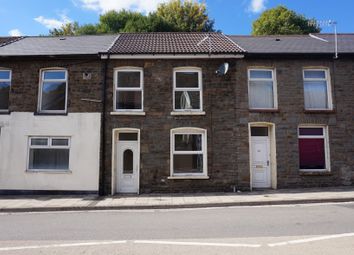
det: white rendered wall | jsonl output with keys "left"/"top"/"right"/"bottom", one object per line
{"left": 0, "top": 112, "right": 101, "bottom": 191}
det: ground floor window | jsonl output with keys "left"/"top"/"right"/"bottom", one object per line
{"left": 28, "top": 137, "right": 70, "bottom": 171}
{"left": 170, "top": 128, "right": 207, "bottom": 177}
{"left": 298, "top": 126, "right": 329, "bottom": 171}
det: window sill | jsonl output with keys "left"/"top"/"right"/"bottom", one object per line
{"left": 299, "top": 170, "right": 332, "bottom": 176}
{"left": 171, "top": 111, "right": 206, "bottom": 116}
{"left": 26, "top": 169, "right": 72, "bottom": 174}
{"left": 34, "top": 112, "right": 68, "bottom": 116}
{"left": 110, "top": 111, "right": 146, "bottom": 116}
{"left": 304, "top": 109, "right": 335, "bottom": 114}
{"left": 0, "top": 110, "right": 10, "bottom": 115}
{"left": 249, "top": 109, "right": 279, "bottom": 113}
{"left": 168, "top": 175, "right": 210, "bottom": 180}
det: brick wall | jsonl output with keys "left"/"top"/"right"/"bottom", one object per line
{"left": 1, "top": 58, "right": 104, "bottom": 113}
{"left": 235, "top": 57, "right": 354, "bottom": 190}
{"left": 103, "top": 59, "right": 239, "bottom": 194}
{"left": 103, "top": 57, "right": 354, "bottom": 194}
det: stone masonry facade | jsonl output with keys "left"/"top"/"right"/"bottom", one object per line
{"left": 1, "top": 55, "right": 353, "bottom": 194}
{"left": 1, "top": 57, "right": 104, "bottom": 113}
{"left": 102, "top": 57, "right": 354, "bottom": 194}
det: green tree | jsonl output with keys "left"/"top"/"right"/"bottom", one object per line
{"left": 252, "top": 6, "right": 320, "bottom": 35}
{"left": 49, "top": 22, "right": 79, "bottom": 36}
{"left": 48, "top": 0, "right": 215, "bottom": 36}
{"left": 157, "top": 0, "right": 215, "bottom": 32}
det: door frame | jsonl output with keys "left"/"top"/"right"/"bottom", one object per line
{"left": 248, "top": 122, "right": 277, "bottom": 190}
{"left": 111, "top": 128, "right": 140, "bottom": 195}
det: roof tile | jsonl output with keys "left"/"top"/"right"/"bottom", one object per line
{"left": 108, "top": 32, "right": 244, "bottom": 54}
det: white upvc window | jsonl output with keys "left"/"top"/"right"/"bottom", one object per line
{"left": 303, "top": 69, "right": 332, "bottom": 110}
{"left": 248, "top": 69, "right": 278, "bottom": 109}
{"left": 38, "top": 69, "right": 68, "bottom": 113}
{"left": 170, "top": 128, "right": 207, "bottom": 177}
{"left": 0, "top": 69, "right": 11, "bottom": 111}
{"left": 27, "top": 137, "right": 71, "bottom": 172}
{"left": 173, "top": 67, "right": 203, "bottom": 112}
{"left": 298, "top": 126, "right": 330, "bottom": 172}
{"left": 114, "top": 67, "right": 143, "bottom": 112}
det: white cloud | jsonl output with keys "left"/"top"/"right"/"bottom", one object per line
{"left": 34, "top": 14, "right": 72, "bottom": 29}
{"left": 8, "top": 29, "right": 22, "bottom": 36}
{"left": 77, "top": 0, "right": 168, "bottom": 14}
{"left": 248, "top": 0, "right": 267, "bottom": 13}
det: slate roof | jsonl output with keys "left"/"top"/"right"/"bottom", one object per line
{"left": 107, "top": 32, "right": 244, "bottom": 55}
{"left": 0, "top": 35, "right": 118, "bottom": 56}
{"left": 228, "top": 33, "right": 354, "bottom": 54}
{"left": 0, "top": 37, "right": 23, "bottom": 47}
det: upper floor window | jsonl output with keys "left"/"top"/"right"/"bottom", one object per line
{"left": 248, "top": 69, "right": 277, "bottom": 109}
{"left": 39, "top": 69, "right": 68, "bottom": 113}
{"left": 298, "top": 126, "right": 330, "bottom": 172}
{"left": 0, "top": 69, "right": 11, "bottom": 111}
{"left": 173, "top": 67, "right": 202, "bottom": 112}
{"left": 114, "top": 67, "right": 143, "bottom": 111}
{"left": 170, "top": 128, "right": 207, "bottom": 177}
{"left": 303, "top": 69, "right": 332, "bottom": 110}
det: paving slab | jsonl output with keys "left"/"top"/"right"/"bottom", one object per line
{"left": 0, "top": 187, "right": 354, "bottom": 212}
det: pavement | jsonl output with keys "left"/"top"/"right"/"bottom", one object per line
{"left": 1, "top": 186, "right": 354, "bottom": 212}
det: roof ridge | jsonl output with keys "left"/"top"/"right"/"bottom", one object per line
{"left": 0, "top": 36, "right": 25, "bottom": 47}
{"left": 222, "top": 33, "right": 246, "bottom": 52}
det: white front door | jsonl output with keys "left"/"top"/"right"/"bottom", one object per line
{"left": 251, "top": 128, "right": 271, "bottom": 188}
{"left": 117, "top": 139, "right": 139, "bottom": 193}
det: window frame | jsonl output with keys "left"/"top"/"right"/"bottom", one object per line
{"left": 247, "top": 68, "right": 278, "bottom": 110}
{"left": 173, "top": 67, "right": 203, "bottom": 112}
{"left": 170, "top": 127, "right": 208, "bottom": 178}
{"left": 27, "top": 136, "right": 71, "bottom": 172}
{"left": 0, "top": 68, "right": 12, "bottom": 112}
{"left": 38, "top": 68, "right": 68, "bottom": 114}
{"left": 298, "top": 125, "right": 330, "bottom": 172}
{"left": 302, "top": 68, "right": 333, "bottom": 110}
{"left": 113, "top": 67, "right": 144, "bottom": 112}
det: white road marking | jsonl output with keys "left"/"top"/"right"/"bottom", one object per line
{"left": 134, "top": 240, "right": 261, "bottom": 248}
{"left": 0, "top": 240, "right": 127, "bottom": 252}
{"left": 268, "top": 232, "right": 354, "bottom": 247}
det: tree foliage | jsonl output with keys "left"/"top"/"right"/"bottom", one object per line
{"left": 156, "top": 0, "right": 214, "bottom": 32}
{"left": 49, "top": 0, "right": 214, "bottom": 36}
{"left": 252, "top": 6, "right": 321, "bottom": 35}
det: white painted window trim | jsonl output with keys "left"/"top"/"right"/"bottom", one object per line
{"left": 38, "top": 68, "right": 68, "bottom": 114}
{"left": 0, "top": 68, "right": 11, "bottom": 112}
{"left": 303, "top": 68, "right": 333, "bottom": 110}
{"left": 113, "top": 67, "right": 144, "bottom": 112}
{"left": 169, "top": 127, "right": 208, "bottom": 178}
{"left": 27, "top": 136, "right": 71, "bottom": 172}
{"left": 173, "top": 67, "right": 203, "bottom": 113}
{"left": 247, "top": 68, "right": 278, "bottom": 110}
{"left": 298, "top": 125, "right": 331, "bottom": 172}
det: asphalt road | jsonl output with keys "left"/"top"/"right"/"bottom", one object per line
{"left": 0, "top": 202, "right": 353, "bottom": 254}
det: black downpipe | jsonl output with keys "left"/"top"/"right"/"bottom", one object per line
{"left": 99, "top": 54, "right": 110, "bottom": 196}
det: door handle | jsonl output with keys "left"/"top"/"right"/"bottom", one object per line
{"left": 267, "top": 160, "right": 270, "bottom": 166}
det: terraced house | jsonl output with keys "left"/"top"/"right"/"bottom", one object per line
{"left": 0, "top": 32, "right": 353, "bottom": 195}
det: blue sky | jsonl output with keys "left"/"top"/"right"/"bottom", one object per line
{"left": 1, "top": 0, "right": 353, "bottom": 36}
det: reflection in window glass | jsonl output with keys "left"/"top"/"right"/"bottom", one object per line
{"left": 0, "top": 70, "right": 11, "bottom": 110}
{"left": 40, "top": 70, "right": 67, "bottom": 112}
{"left": 174, "top": 69, "right": 202, "bottom": 111}
{"left": 115, "top": 69, "right": 143, "bottom": 111}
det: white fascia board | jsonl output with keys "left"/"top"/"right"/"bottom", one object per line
{"left": 101, "top": 54, "right": 244, "bottom": 59}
